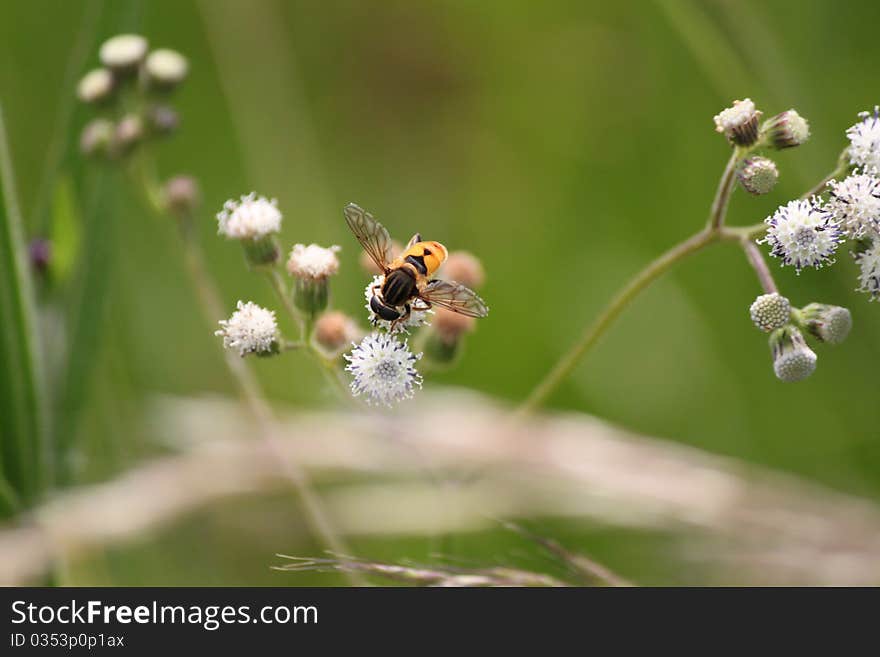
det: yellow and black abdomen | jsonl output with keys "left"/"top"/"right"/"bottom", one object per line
{"left": 382, "top": 267, "right": 417, "bottom": 307}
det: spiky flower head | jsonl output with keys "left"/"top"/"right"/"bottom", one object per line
{"left": 714, "top": 98, "right": 761, "bottom": 146}
{"left": 215, "top": 301, "right": 279, "bottom": 357}
{"left": 759, "top": 199, "right": 843, "bottom": 272}
{"left": 344, "top": 332, "right": 423, "bottom": 407}
{"left": 846, "top": 106, "right": 880, "bottom": 173}
{"left": 760, "top": 110, "right": 810, "bottom": 149}
{"left": 825, "top": 171, "right": 880, "bottom": 239}
{"left": 99, "top": 34, "right": 148, "bottom": 72}
{"left": 217, "top": 193, "right": 282, "bottom": 240}
{"left": 854, "top": 238, "right": 880, "bottom": 300}
{"left": 797, "top": 303, "right": 852, "bottom": 345}
{"left": 738, "top": 156, "right": 779, "bottom": 195}
{"left": 769, "top": 326, "right": 817, "bottom": 383}
{"left": 76, "top": 68, "right": 114, "bottom": 104}
{"left": 286, "top": 244, "right": 341, "bottom": 280}
{"left": 749, "top": 293, "right": 791, "bottom": 332}
{"left": 364, "top": 274, "right": 432, "bottom": 333}
{"left": 144, "top": 48, "right": 189, "bottom": 89}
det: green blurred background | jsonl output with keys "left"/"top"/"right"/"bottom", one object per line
{"left": 1, "top": 0, "right": 878, "bottom": 585}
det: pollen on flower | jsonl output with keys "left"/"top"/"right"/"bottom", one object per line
{"left": 713, "top": 98, "right": 761, "bottom": 146}
{"left": 286, "top": 243, "right": 341, "bottom": 279}
{"left": 825, "top": 171, "right": 880, "bottom": 239}
{"left": 749, "top": 293, "right": 791, "bottom": 332}
{"left": 846, "top": 106, "right": 880, "bottom": 173}
{"left": 854, "top": 238, "right": 880, "bottom": 300}
{"left": 214, "top": 300, "right": 279, "bottom": 356}
{"left": 759, "top": 199, "right": 843, "bottom": 272}
{"left": 364, "top": 274, "right": 432, "bottom": 333}
{"left": 344, "top": 332, "right": 423, "bottom": 407}
{"left": 217, "top": 193, "right": 282, "bottom": 240}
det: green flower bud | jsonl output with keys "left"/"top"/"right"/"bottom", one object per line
{"left": 797, "top": 303, "right": 852, "bottom": 345}
{"left": 749, "top": 293, "right": 791, "bottom": 332}
{"left": 769, "top": 326, "right": 817, "bottom": 383}
{"left": 241, "top": 236, "right": 281, "bottom": 268}
{"left": 760, "top": 110, "right": 810, "bottom": 149}
{"left": 738, "top": 156, "right": 779, "bottom": 195}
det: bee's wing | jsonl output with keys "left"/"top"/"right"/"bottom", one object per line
{"left": 344, "top": 203, "right": 391, "bottom": 272}
{"left": 419, "top": 279, "right": 489, "bottom": 318}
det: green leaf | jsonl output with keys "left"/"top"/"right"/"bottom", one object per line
{"left": 0, "top": 102, "right": 51, "bottom": 510}
{"left": 50, "top": 176, "right": 82, "bottom": 284}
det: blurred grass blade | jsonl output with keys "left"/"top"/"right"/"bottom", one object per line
{"left": 0, "top": 101, "right": 51, "bottom": 509}
{"left": 50, "top": 175, "right": 82, "bottom": 284}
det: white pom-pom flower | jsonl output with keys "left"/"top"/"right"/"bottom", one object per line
{"left": 215, "top": 301, "right": 279, "bottom": 356}
{"left": 99, "top": 34, "right": 148, "bottom": 70}
{"left": 344, "top": 332, "right": 423, "bottom": 407}
{"left": 749, "top": 293, "right": 791, "bottom": 332}
{"left": 759, "top": 199, "right": 843, "bottom": 272}
{"left": 364, "top": 274, "right": 432, "bottom": 333}
{"left": 770, "top": 326, "right": 817, "bottom": 383}
{"left": 217, "top": 193, "right": 282, "bottom": 240}
{"left": 286, "top": 244, "right": 341, "bottom": 279}
{"left": 854, "top": 239, "right": 880, "bottom": 300}
{"left": 846, "top": 107, "right": 880, "bottom": 173}
{"left": 826, "top": 171, "right": 880, "bottom": 239}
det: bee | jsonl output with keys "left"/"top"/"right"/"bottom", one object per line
{"left": 344, "top": 203, "right": 489, "bottom": 332}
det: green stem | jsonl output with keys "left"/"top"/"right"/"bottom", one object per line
{"left": 519, "top": 228, "right": 721, "bottom": 414}
{"left": 708, "top": 149, "right": 742, "bottom": 230}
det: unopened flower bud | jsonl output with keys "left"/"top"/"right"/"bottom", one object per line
{"left": 738, "top": 156, "right": 778, "bottom": 195}
{"left": 760, "top": 110, "right": 810, "bottom": 149}
{"left": 114, "top": 114, "right": 144, "bottom": 154}
{"left": 163, "top": 175, "right": 201, "bottom": 217}
{"left": 79, "top": 118, "right": 114, "bottom": 157}
{"left": 99, "top": 34, "right": 148, "bottom": 73}
{"left": 749, "top": 293, "right": 791, "bottom": 332}
{"left": 147, "top": 105, "right": 179, "bottom": 135}
{"left": 796, "top": 303, "right": 852, "bottom": 345}
{"left": 421, "top": 308, "right": 475, "bottom": 368}
{"left": 76, "top": 68, "right": 114, "bottom": 104}
{"left": 769, "top": 326, "right": 817, "bottom": 383}
{"left": 29, "top": 238, "right": 51, "bottom": 274}
{"left": 287, "top": 244, "right": 340, "bottom": 316}
{"left": 144, "top": 48, "right": 188, "bottom": 90}
{"left": 314, "top": 311, "right": 363, "bottom": 354}
{"left": 440, "top": 251, "right": 485, "bottom": 289}
{"left": 714, "top": 98, "right": 761, "bottom": 147}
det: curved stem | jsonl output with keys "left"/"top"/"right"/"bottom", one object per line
{"left": 708, "top": 149, "right": 741, "bottom": 230}
{"left": 741, "top": 239, "right": 778, "bottom": 294}
{"left": 519, "top": 228, "right": 720, "bottom": 414}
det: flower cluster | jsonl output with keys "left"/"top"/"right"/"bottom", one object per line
{"left": 758, "top": 108, "right": 880, "bottom": 302}
{"left": 76, "top": 34, "right": 188, "bottom": 161}
{"left": 214, "top": 301, "right": 279, "bottom": 357}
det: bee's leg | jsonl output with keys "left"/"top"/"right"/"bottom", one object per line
{"left": 413, "top": 299, "right": 432, "bottom": 311}
{"left": 390, "top": 303, "right": 413, "bottom": 333}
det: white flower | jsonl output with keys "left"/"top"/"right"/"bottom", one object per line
{"left": 759, "top": 199, "right": 843, "bottom": 272}
{"left": 854, "top": 239, "right": 880, "bottom": 300}
{"left": 76, "top": 68, "right": 114, "bottom": 103}
{"left": 713, "top": 98, "right": 760, "bottom": 145}
{"left": 846, "top": 107, "right": 880, "bottom": 173}
{"left": 286, "top": 243, "right": 341, "bottom": 279}
{"left": 99, "top": 34, "right": 148, "bottom": 70}
{"left": 215, "top": 301, "right": 279, "bottom": 356}
{"left": 770, "top": 326, "right": 817, "bottom": 383}
{"left": 364, "top": 274, "right": 432, "bottom": 333}
{"left": 825, "top": 171, "right": 880, "bottom": 239}
{"left": 344, "top": 332, "right": 423, "bottom": 406}
{"left": 144, "top": 49, "right": 188, "bottom": 86}
{"left": 217, "top": 193, "right": 282, "bottom": 240}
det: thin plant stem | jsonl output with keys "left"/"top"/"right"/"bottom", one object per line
{"left": 520, "top": 228, "right": 721, "bottom": 414}
{"left": 708, "top": 149, "right": 741, "bottom": 230}
{"left": 741, "top": 239, "right": 778, "bottom": 294}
